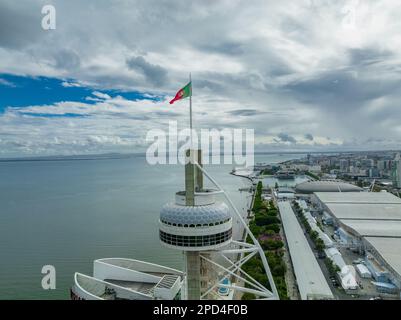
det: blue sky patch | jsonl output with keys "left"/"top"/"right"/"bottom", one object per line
{"left": 0, "top": 74, "right": 165, "bottom": 115}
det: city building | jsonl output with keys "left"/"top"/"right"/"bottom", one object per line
{"left": 295, "top": 180, "right": 363, "bottom": 194}
{"left": 378, "top": 160, "right": 391, "bottom": 171}
{"left": 392, "top": 153, "right": 401, "bottom": 189}
{"left": 368, "top": 168, "right": 380, "bottom": 178}
{"left": 276, "top": 187, "right": 295, "bottom": 200}
{"left": 361, "top": 159, "right": 375, "bottom": 168}
{"left": 312, "top": 192, "right": 401, "bottom": 297}
{"left": 339, "top": 159, "right": 349, "bottom": 173}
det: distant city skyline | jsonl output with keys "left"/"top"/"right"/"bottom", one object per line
{"left": 1, "top": 1, "right": 401, "bottom": 157}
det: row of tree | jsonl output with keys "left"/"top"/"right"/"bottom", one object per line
{"left": 242, "top": 182, "right": 288, "bottom": 300}
{"left": 293, "top": 201, "right": 325, "bottom": 253}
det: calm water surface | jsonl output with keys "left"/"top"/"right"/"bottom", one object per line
{"left": 0, "top": 153, "right": 304, "bottom": 299}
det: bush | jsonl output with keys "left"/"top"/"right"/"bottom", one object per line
{"left": 275, "top": 277, "right": 289, "bottom": 300}
{"left": 272, "top": 262, "right": 287, "bottom": 277}
{"left": 261, "top": 239, "right": 284, "bottom": 251}
{"left": 264, "top": 223, "right": 280, "bottom": 233}
{"left": 325, "top": 258, "right": 340, "bottom": 276}
{"left": 255, "top": 215, "right": 268, "bottom": 226}
{"left": 249, "top": 221, "right": 262, "bottom": 236}
{"left": 310, "top": 230, "right": 319, "bottom": 241}
{"left": 244, "top": 181, "right": 289, "bottom": 299}
{"left": 315, "top": 238, "right": 325, "bottom": 252}
{"left": 262, "top": 216, "right": 280, "bottom": 226}
{"left": 264, "top": 230, "right": 276, "bottom": 236}
{"left": 242, "top": 293, "right": 256, "bottom": 300}
{"left": 253, "top": 199, "right": 263, "bottom": 212}
{"left": 305, "top": 171, "right": 320, "bottom": 180}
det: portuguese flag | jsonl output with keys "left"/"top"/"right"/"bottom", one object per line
{"left": 169, "top": 82, "right": 192, "bottom": 104}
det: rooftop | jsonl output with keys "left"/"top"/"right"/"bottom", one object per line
{"left": 323, "top": 203, "right": 401, "bottom": 221}
{"left": 277, "top": 187, "right": 295, "bottom": 193}
{"left": 73, "top": 258, "right": 184, "bottom": 300}
{"left": 278, "top": 201, "right": 334, "bottom": 300}
{"left": 365, "top": 237, "right": 401, "bottom": 279}
{"left": 341, "top": 220, "right": 401, "bottom": 237}
{"left": 314, "top": 191, "right": 401, "bottom": 204}
{"left": 315, "top": 192, "right": 401, "bottom": 279}
{"left": 296, "top": 181, "right": 362, "bottom": 194}
{"left": 160, "top": 202, "right": 231, "bottom": 226}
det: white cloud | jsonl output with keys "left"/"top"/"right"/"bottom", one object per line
{"left": 1, "top": 0, "right": 401, "bottom": 156}
{"left": 61, "top": 81, "right": 83, "bottom": 88}
{"left": 0, "top": 78, "right": 16, "bottom": 87}
{"left": 92, "top": 91, "right": 111, "bottom": 100}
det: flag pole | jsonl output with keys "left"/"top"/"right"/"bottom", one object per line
{"left": 189, "top": 72, "right": 193, "bottom": 148}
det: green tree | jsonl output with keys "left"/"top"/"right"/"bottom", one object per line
{"left": 310, "top": 230, "right": 319, "bottom": 241}
{"left": 242, "top": 293, "right": 256, "bottom": 300}
{"left": 272, "top": 262, "right": 287, "bottom": 277}
{"left": 264, "top": 223, "right": 280, "bottom": 233}
{"left": 265, "top": 230, "right": 276, "bottom": 236}
{"left": 315, "top": 239, "right": 325, "bottom": 252}
{"left": 262, "top": 239, "right": 284, "bottom": 251}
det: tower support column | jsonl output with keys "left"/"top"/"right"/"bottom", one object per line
{"left": 185, "top": 251, "right": 201, "bottom": 300}
{"left": 185, "top": 149, "right": 196, "bottom": 206}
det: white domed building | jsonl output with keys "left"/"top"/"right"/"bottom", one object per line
{"left": 295, "top": 180, "right": 363, "bottom": 194}
{"left": 159, "top": 192, "right": 232, "bottom": 250}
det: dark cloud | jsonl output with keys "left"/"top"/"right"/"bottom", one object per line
{"left": 277, "top": 133, "right": 297, "bottom": 144}
{"left": 0, "top": 1, "right": 44, "bottom": 49}
{"left": 283, "top": 69, "right": 400, "bottom": 109}
{"left": 199, "top": 41, "right": 244, "bottom": 55}
{"left": 101, "top": 113, "right": 151, "bottom": 121}
{"left": 126, "top": 56, "right": 168, "bottom": 87}
{"left": 152, "top": 111, "right": 180, "bottom": 117}
{"left": 54, "top": 50, "right": 81, "bottom": 70}
{"left": 305, "top": 133, "right": 314, "bottom": 141}
{"left": 195, "top": 79, "right": 223, "bottom": 92}
{"left": 226, "top": 109, "right": 265, "bottom": 117}
{"left": 348, "top": 48, "right": 393, "bottom": 67}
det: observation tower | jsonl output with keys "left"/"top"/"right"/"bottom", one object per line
{"left": 159, "top": 149, "right": 233, "bottom": 299}
{"left": 71, "top": 149, "right": 278, "bottom": 300}
{"left": 158, "top": 149, "right": 278, "bottom": 300}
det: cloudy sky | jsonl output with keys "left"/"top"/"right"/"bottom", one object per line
{"left": 1, "top": 0, "right": 401, "bottom": 157}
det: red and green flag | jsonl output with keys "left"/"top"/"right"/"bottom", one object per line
{"left": 169, "top": 82, "right": 192, "bottom": 104}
